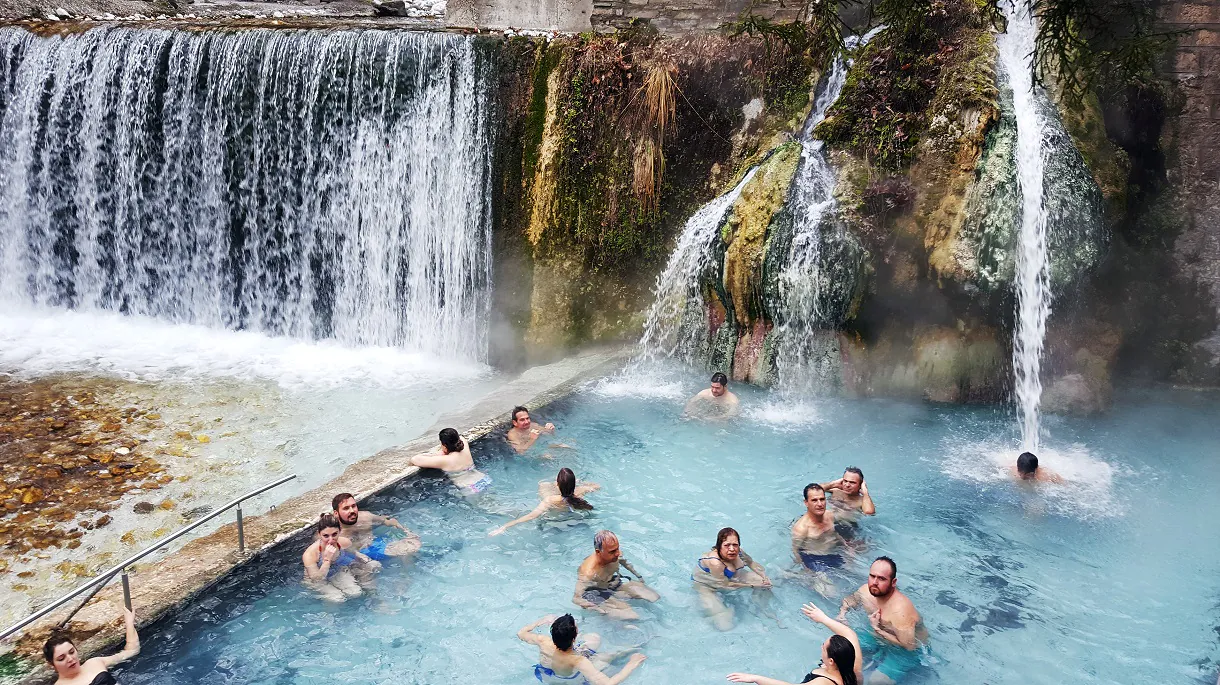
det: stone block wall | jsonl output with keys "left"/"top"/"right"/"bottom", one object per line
{"left": 1160, "top": 1, "right": 1220, "bottom": 366}
{"left": 591, "top": 0, "right": 805, "bottom": 33}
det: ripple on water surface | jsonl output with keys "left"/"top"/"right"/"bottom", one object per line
{"left": 113, "top": 381, "right": 1220, "bottom": 685}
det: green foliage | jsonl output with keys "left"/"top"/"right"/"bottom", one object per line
{"left": 725, "top": 16, "right": 824, "bottom": 123}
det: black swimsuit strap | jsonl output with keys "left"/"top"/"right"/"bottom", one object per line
{"left": 800, "top": 673, "right": 840, "bottom": 685}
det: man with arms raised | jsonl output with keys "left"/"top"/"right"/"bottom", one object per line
{"left": 683, "top": 372, "right": 740, "bottom": 420}
{"left": 507, "top": 405, "right": 558, "bottom": 455}
{"left": 839, "top": 557, "right": 927, "bottom": 684}
{"left": 821, "top": 467, "right": 876, "bottom": 521}
{"left": 573, "top": 530, "right": 660, "bottom": 620}
{"left": 332, "top": 492, "right": 421, "bottom": 563}
{"left": 791, "top": 484, "right": 846, "bottom": 597}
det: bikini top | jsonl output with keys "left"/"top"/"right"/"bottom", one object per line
{"left": 89, "top": 671, "right": 117, "bottom": 685}
{"left": 801, "top": 673, "right": 839, "bottom": 685}
{"left": 697, "top": 555, "right": 744, "bottom": 579}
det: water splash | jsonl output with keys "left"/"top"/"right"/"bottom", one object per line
{"left": 997, "top": 2, "right": 1051, "bottom": 450}
{"left": 0, "top": 27, "right": 495, "bottom": 362}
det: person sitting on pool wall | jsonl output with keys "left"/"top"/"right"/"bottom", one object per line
{"left": 1011, "top": 451, "right": 1064, "bottom": 484}
{"left": 489, "top": 467, "right": 600, "bottom": 536}
{"left": 332, "top": 492, "right": 421, "bottom": 563}
{"left": 409, "top": 428, "right": 492, "bottom": 495}
{"left": 726, "top": 601, "right": 863, "bottom": 685}
{"left": 792, "top": 484, "right": 847, "bottom": 597}
{"left": 683, "top": 372, "right": 740, "bottom": 420}
{"left": 838, "top": 557, "right": 928, "bottom": 685}
{"left": 693, "top": 527, "right": 775, "bottom": 631}
{"left": 44, "top": 604, "right": 139, "bottom": 685}
{"left": 302, "top": 513, "right": 369, "bottom": 602}
{"left": 518, "top": 613, "right": 647, "bottom": 685}
{"left": 573, "top": 530, "right": 660, "bottom": 620}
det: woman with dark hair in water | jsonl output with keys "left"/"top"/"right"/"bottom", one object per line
{"left": 301, "top": 513, "right": 369, "bottom": 601}
{"left": 489, "top": 468, "right": 600, "bottom": 536}
{"left": 43, "top": 605, "right": 140, "bottom": 685}
{"left": 409, "top": 427, "right": 492, "bottom": 495}
{"left": 692, "top": 527, "right": 773, "bottom": 631}
{"left": 727, "top": 602, "right": 863, "bottom": 685}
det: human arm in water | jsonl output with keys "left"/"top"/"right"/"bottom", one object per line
{"left": 516, "top": 614, "right": 557, "bottom": 645}
{"left": 725, "top": 675, "right": 799, "bottom": 685}
{"left": 574, "top": 482, "right": 601, "bottom": 498}
{"left": 838, "top": 587, "right": 863, "bottom": 620}
{"left": 489, "top": 499, "right": 552, "bottom": 536}
{"left": 619, "top": 558, "right": 645, "bottom": 582}
{"left": 869, "top": 604, "right": 920, "bottom": 650}
{"left": 93, "top": 607, "right": 140, "bottom": 668}
{"left": 740, "top": 552, "right": 772, "bottom": 589}
{"left": 572, "top": 574, "right": 609, "bottom": 614}
{"left": 579, "top": 653, "right": 647, "bottom": 685}
{"left": 802, "top": 602, "right": 863, "bottom": 679}
{"left": 365, "top": 512, "right": 408, "bottom": 533}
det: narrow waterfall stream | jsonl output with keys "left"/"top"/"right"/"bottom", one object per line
{"left": 0, "top": 27, "right": 496, "bottom": 363}
{"left": 996, "top": 2, "right": 1052, "bottom": 450}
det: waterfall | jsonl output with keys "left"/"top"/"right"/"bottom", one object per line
{"left": 0, "top": 26, "right": 496, "bottom": 363}
{"left": 636, "top": 167, "right": 759, "bottom": 364}
{"left": 770, "top": 29, "right": 880, "bottom": 393}
{"left": 996, "top": 2, "right": 1051, "bottom": 450}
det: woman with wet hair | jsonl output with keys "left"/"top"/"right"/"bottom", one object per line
{"left": 489, "top": 468, "right": 600, "bottom": 536}
{"left": 301, "top": 513, "right": 368, "bottom": 602}
{"left": 409, "top": 427, "right": 492, "bottom": 495}
{"left": 727, "top": 602, "right": 862, "bottom": 685}
{"left": 43, "top": 605, "right": 139, "bottom": 685}
{"left": 692, "top": 527, "right": 774, "bottom": 631}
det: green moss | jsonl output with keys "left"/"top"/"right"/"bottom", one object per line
{"left": 815, "top": 0, "right": 989, "bottom": 170}
{"left": 521, "top": 42, "right": 561, "bottom": 184}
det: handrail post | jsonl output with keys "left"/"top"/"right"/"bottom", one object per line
{"left": 236, "top": 503, "right": 245, "bottom": 553}
{"left": 120, "top": 570, "right": 131, "bottom": 611}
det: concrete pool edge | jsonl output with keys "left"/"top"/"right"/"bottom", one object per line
{"left": 4, "top": 346, "right": 629, "bottom": 683}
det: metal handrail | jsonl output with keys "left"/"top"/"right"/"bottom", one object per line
{"left": 1, "top": 474, "right": 297, "bottom": 642}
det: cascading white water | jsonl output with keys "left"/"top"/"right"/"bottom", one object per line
{"left": 997, "top": 2, "right": 1051, "bottom": 450}
{"left": 0, "top": 27, "right": 495, "bottom": 362}
{"left": 772, "top": 29, "right": 880, "bottom": 393}
{"left": 635, "top": 167, "right": 759, "bottom": 364}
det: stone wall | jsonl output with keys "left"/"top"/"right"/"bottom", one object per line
{"left": 591, "top": 0, "right": 804, "bottom": 32}
{"left": 1161, "top": 0, "right": 1220, "bottom": 373}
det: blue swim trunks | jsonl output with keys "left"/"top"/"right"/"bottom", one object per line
{"left": 360, "top": 536, "right": 389, "bottom": 561}
{"left": 465, "top": 475, "right": 492, "bottom": 494}
{"left": 858, "top": 630, "right": 923, "bottom": 682}
{"left": 799, "top": 551, "right": 844, "bottom": 572}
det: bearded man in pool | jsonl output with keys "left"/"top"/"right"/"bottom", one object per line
{"left": 331, "top": 493, "right": 421, "bottom": 570}
{"left": 683, "top": 372, "right": 740, "bottom": 420}
{"left": 839, "top": 557, "right": 928, "bottom": 684}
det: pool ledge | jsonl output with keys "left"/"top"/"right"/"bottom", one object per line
{"left": 4, "top": 346, "right": 629, "bottom": 683}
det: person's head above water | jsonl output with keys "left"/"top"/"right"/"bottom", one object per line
{"left": 840, "top": 467, "right": 864, "bottom": 495}
{"left": 822, "top": 634, "right": 858, "bottom": 685}
{"left": 710, "top": 372, "right": 729, "bottom": 397}
{"left": 593, "top": 530, "right": 620, "bottom": 563}
{"left": 331, "top": 493, "right": 358, "bottom": 526}
{"left": 1016, "top": 452, "right": 1039, "bottom": 479}
{"left": 43, "top": 633, "right": 79, "bottom": 676}
{"left": 439, "top": 427, "right": 465, "bottom": 454}
{"left": 714, "top": 527, "right": 741, "bottom": 561}
{"left": 803, "top": 483, "right": 827, "bottom": 516}
{"left": 867, "top": 556, "right": 897, "bottom": 597}
{"left": 550, "top": 614, "right": 579, "bottom": 651}
{"left": 511, "top": 406, "right": 531, "bottom": 431}
{"left": 317, "top": 512, "right": 343, "bottom": 540}
{"left": 557, "top": 467, "right": 594, "bottom": 511}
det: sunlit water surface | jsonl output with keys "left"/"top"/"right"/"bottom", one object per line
{"left": 117, "top": 368, "right": 1220, "bottom": 685}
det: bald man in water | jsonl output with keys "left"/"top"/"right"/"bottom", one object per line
{"left": 573, "top": 530, "right": 659, "bottom": 620}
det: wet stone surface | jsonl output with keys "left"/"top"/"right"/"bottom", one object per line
{"left": 0, "top": 379, "right": 170, "bottom": 572}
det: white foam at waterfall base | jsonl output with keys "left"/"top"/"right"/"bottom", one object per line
{"left": 940, "top": 438, "right": 1123, "bottom": 520}
{"left": 744, "top": 399, "right": 824, "bottom": 429}
{"left": 0, "top": 306, "right": 490, "bottom": 389}
{"left": 998, "top": 1, "right": 1053, "bottom": 451}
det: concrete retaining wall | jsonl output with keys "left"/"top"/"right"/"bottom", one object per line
{"left": 446, "top": 0, "right": 803, "bottom": 32}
